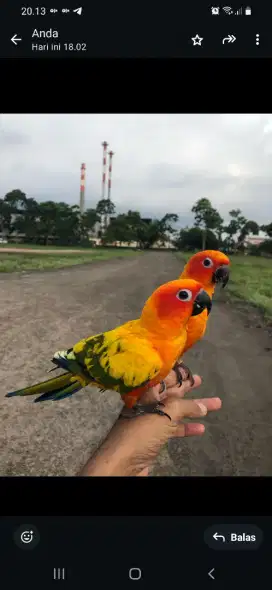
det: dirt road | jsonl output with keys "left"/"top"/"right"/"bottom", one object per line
{"left": 0, "top": 252, "right": 271, "bottom": 476}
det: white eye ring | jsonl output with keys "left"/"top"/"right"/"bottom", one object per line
{"left": 202, "top": 257, "right": 213, "bottom": 268}
{"left": 176, "top": 289, "right": 193, "bottom": 302}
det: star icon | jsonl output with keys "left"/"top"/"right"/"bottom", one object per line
{"left": 191, "top": 34, "right": 203, "bottom": 46}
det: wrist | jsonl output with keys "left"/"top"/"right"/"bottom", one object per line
{"left": 80, "top": 412, "right": 177, "bottom": 476}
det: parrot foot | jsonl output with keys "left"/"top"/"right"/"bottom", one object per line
{"left": 173, "top": 361, "right": 195, "bottom": 387}
{"left": 121, "top": 401, "right": 171, "bottom": 421}
{"left": 159, "top": 380, "right": 166, "bottom": 394}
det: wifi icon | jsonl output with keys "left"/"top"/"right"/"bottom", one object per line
{"left": 222, "top": 6, "right": 233, "bottom": 14}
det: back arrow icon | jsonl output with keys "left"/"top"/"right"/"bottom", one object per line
{"left": 213, "top": 532, "right": 226, "bottom": 542}
{"left": 208, "top": 568, "right": 215, "bottom": 580}
{"left": 222, "top": 34, "right": 236, "bottom": 44}
{"left": 11, "top": 34, "right": 22, "bottom": 45}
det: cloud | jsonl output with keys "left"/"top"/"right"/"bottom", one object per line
{"left": 0, "top": 129, "right": 30, "bottom": 147}
{"left": 1, "top": 113, "right": 272, "bottom": 225}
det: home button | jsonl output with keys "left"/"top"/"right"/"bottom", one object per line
{"left": 129, "top": 568, "right": 142, "bottom": 581}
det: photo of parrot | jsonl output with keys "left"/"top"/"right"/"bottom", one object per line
{"left": 173, "top": 250, "right": 230, "bottom": 385}
{"left": 6, "top": 278, "right": 211, "bottom": 420}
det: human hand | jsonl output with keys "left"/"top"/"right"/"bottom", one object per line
{"left": 78, "top": 373, "right": 222, "bottom": 477}
{"left": 136, "top": 370, "right": 218, "bottom": 475}
{"left": 138, "top": 366, "right": 199, "bottom": 405}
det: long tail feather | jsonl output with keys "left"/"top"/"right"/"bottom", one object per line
{"left": 34, "top": 380, "right": 83, "bottom": 402}
{"left": 6, "top": 372, "right": 75, "bottom": 399}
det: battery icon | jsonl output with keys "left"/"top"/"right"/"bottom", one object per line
{"left": 245, "top": 6, "right": 251, "bottom": 15}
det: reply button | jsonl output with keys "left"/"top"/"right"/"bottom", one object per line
{"left": 204, "top": 524, "right": 263, "bottom": 550}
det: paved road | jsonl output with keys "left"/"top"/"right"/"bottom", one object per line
{"left": 0, "top": 253, "right": 271, "bottom": 476}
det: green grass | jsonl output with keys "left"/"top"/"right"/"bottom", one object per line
{"left": 176, "top": 252, "right": 272, "bottom": 320}
{"left": 226, "top": 256, "right": 272, "bottom": 320}
{"left": 0, "top": 243, "right": 95, "bottom": 250}
{"left": 0, "top": 249, "right": 141, "bottom": 273}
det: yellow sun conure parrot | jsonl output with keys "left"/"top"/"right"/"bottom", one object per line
{"left": 172, "top": 250, "right": 230, "bottom": 386}
{"left": 6, "top": 278, "right": 211, "bottom": 420}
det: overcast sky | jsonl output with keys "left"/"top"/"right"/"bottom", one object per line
{"left": 1, "top": 114, "right": 272, "bottom": 227}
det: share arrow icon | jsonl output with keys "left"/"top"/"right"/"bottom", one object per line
{"left": 222, "top": 34, "right": 236, "bottom": 44}
{"left": 73, "top": 7, "right": 82, "bottom": 14}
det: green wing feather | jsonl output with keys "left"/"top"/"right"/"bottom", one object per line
{"left": 72, "top": 331, "right": 163, "bottom": 396}
{"left": 6, "top": 327, "right": 163, "bottom": 402}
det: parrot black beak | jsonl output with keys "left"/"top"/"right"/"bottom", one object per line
{"left": 192, "top": 289, "right": 212, "bottom": 316}
{"left": 212, "top": 264, "right": 230, "bottom": 288}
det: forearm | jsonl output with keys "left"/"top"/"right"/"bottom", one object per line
{"left": 78, "top": 414, "right": 175, "bottom": 477}
{"left": 78, "top": 422, "right": 139, "bottom": 476}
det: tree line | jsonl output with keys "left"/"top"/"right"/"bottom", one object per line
{"left": 0, "top": 190, "right": 271, "bottom": 254}
{"left": 175, "top": 198, "right": 272, "bottom": 256}
{"left": 0, "top": 190, "right": 100, "bottom": 246}
{"left": 0, "top": 190, "right": 178, "bottom": 249}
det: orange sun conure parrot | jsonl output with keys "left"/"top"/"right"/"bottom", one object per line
{"left": 6, "top": 278, "right": 211, "bottom": 420}
{"left": 172, "top": 250, "right": 230, "bottom": 386}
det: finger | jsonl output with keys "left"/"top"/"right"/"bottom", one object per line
{"left": 188, "top": 374, "right": 202, "bottom": 391}
{"left": 139, "top": 384, "right": 161, "bottom": 405}
{"left": 194, "top": 397, "right": 222, "bottom": 411}
{"left": 164, "top": 396, "right": 222, "bottom": 425}
{"left": 164, "top": 367, "right": 196, "bottom": 389}
{"left": 166, "top": 375, "right": 202, "bottom": 399}
{"left": 164, "top": 370, "right": 181, "bottom": 389}
{"left": 157, "top": 389, "right": 168, "bottom": 402}
{"left": 137, "top": 467, "right": 149, "bottom": 476}
{"left": 164, "top": 398, "right": 209, "bottom": 421}
{"left": 174, "top": 422, "right": 206, "bottom": 437}
{"left": 137, "top": 375, "right": 206, "bottom": 406}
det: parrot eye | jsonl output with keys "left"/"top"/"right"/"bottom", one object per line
{"left": 202, "top": 257, "right": 213, "bottom": 268}
{"left": 176, "top": 289, "right": 193, "bottom": 302}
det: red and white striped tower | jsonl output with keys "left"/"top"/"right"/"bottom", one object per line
{"left": 101, "top": 141, "right": 108, "bottom": 200}
{"left": 100, "top": 141, "right": 109, "bottom": 234}
{"left": 79, "top": 163, "right": 86, "bottom": 215}
{"left": 107, "top": 150, "right": 114, "bottom": 201}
